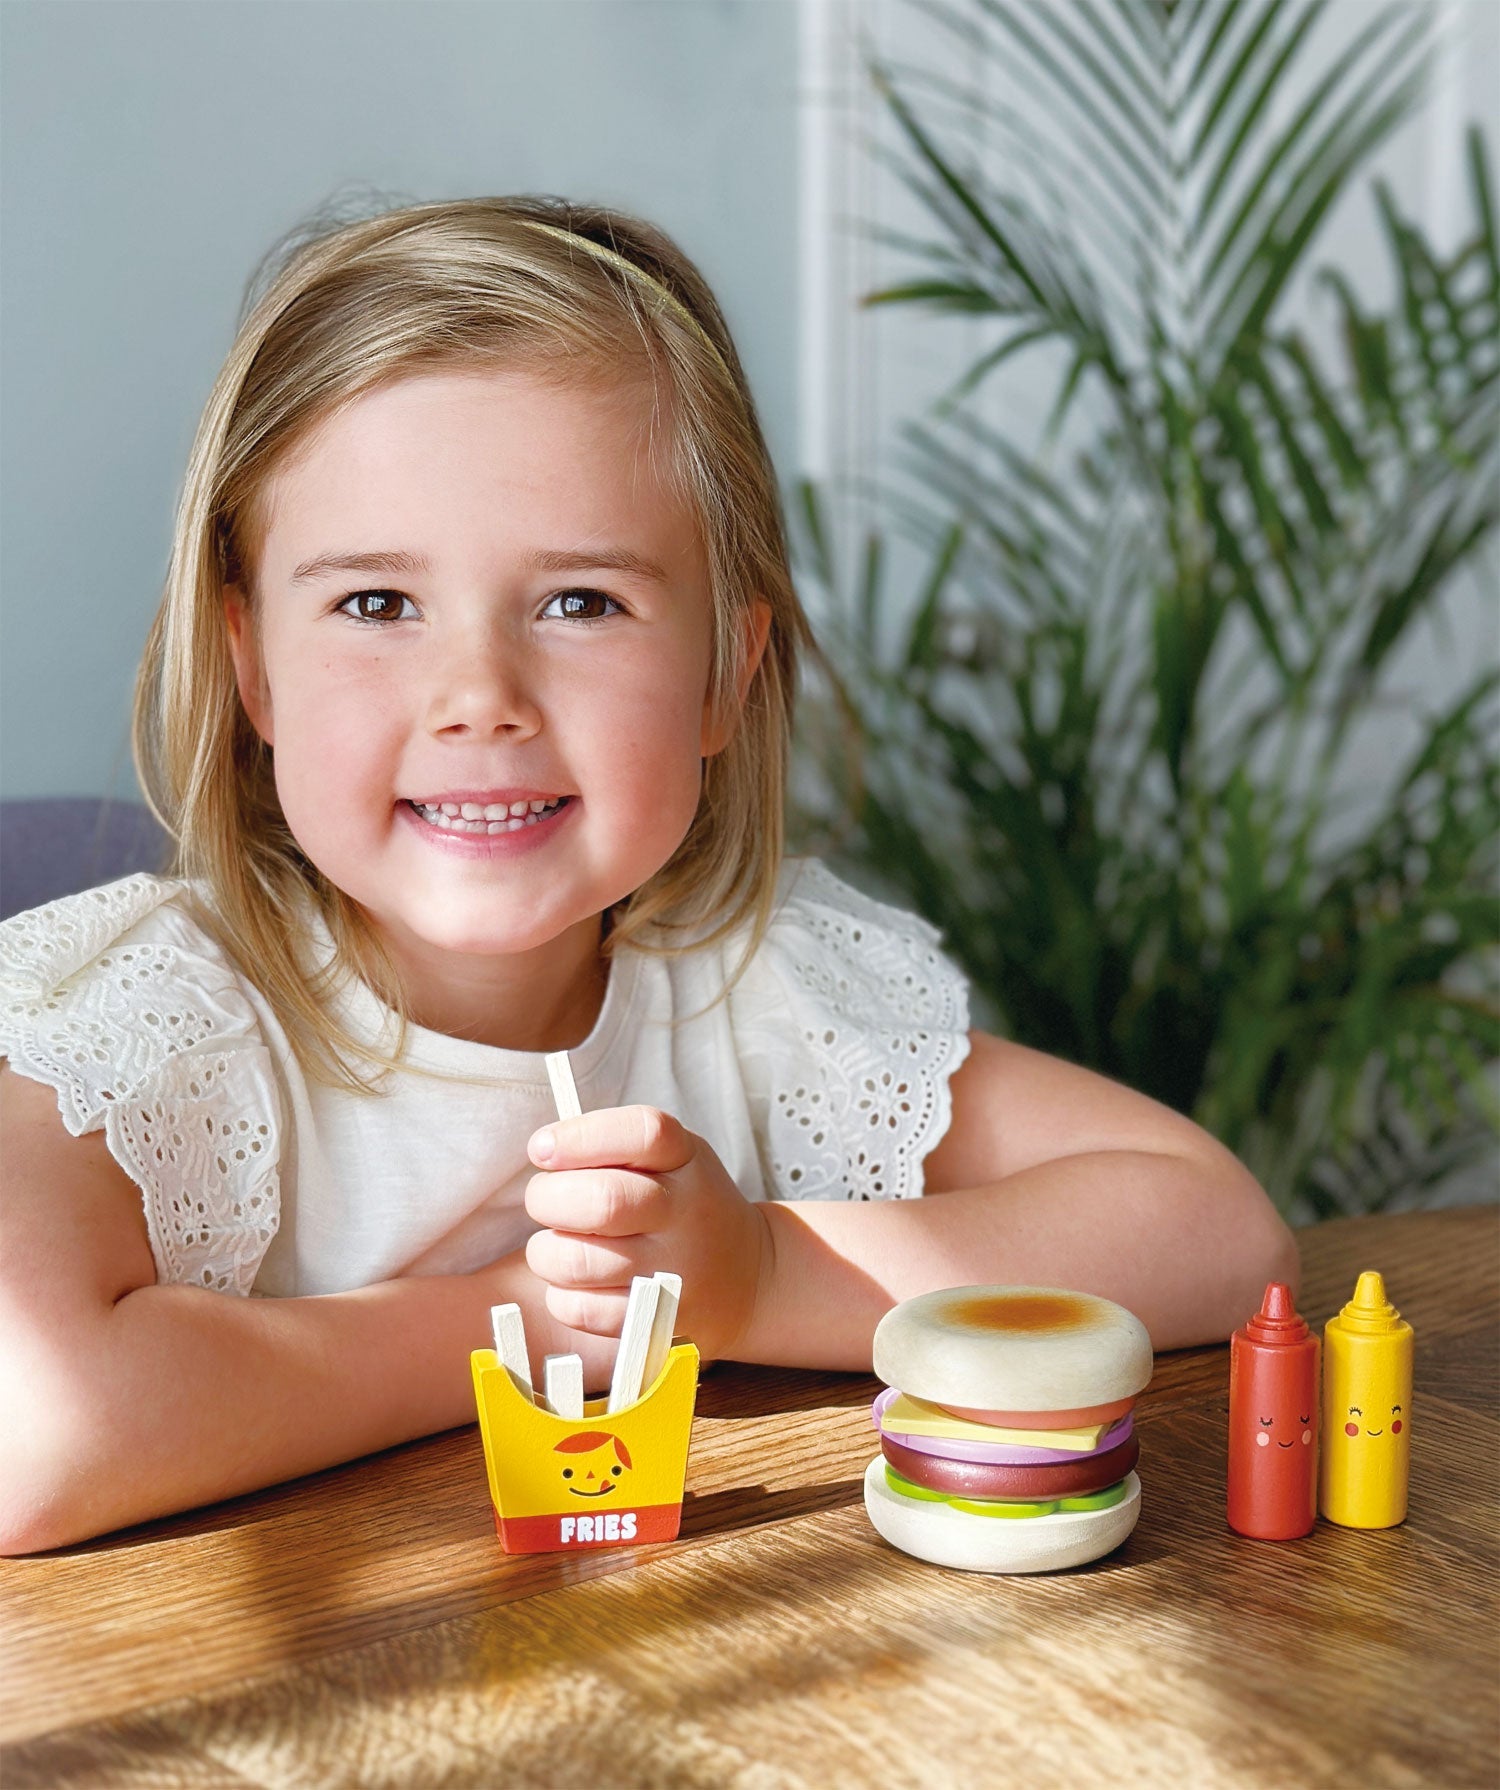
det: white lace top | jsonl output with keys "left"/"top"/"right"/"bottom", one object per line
{"left": 0, "top": 857, "right": 971, "bottom": 1298}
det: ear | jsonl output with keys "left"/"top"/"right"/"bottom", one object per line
{"left": 223, "top": 584, "right": 274, "bottom": 747}
{"left": 701, "top": 598, "right": 773, "bottom": 759}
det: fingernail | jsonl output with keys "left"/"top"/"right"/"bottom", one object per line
{"left": 529, "top": 1128, "right": 556, "bottom": 1163}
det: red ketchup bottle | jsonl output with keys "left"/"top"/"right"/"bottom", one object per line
{"left": 1227, "top": 1282, "right": 1320, "bottom": 1539}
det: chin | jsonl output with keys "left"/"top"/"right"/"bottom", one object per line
{"left": 384, "top": 901, "right": 573, "bottom": 959}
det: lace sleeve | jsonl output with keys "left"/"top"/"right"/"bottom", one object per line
{"left": 732, "top": 859, "right": 972, "bottom": 1201}
{"left": 0, "top": 876, "right": 282, "bottom": 1295}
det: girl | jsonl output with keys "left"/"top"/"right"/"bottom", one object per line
{"left": 0, "top": 197, "right": 1296, "bottom": 1554}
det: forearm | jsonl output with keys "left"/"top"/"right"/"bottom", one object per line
{"left": 740, "top": 1149, "right": 1299, "bottom": 1370}
{"left": 3, "top": 1254, "right": 615, "bottom": 1554}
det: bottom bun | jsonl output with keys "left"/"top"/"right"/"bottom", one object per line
{"left": 863, "top": 1456, "right": 1141, "bottom": 1575}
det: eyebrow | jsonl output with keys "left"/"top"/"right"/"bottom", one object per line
{"left": 289, "top": 546, "right": 670, "bottom": 584}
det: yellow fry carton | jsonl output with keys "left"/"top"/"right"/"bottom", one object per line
{"left": 471, "top": 1341, "right": 700, "bottom": 1553}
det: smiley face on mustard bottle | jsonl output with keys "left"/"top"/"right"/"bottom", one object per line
{"left": 1319, "top": 1270, "right": 1414, "bottom": 1529}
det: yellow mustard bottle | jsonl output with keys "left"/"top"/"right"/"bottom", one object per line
{"left": 1319, "top": 1270, "right": 1413, "bottom": 1529}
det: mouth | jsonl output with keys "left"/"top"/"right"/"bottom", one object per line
{"left": 567, "top": 1486, "right": 615, "bottom": 1498}
{"left": 1277, "top": 1441, "right": 1293, "bottom": 1448}
{"left": 1366, "top": 1428, "right": 1383, "bottom": 1436}
{"left": 404, "top": 795, "right": 572, "bottom": 836}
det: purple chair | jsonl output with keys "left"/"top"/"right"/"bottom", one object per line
{"left": 0, "top": 798, "right": 175, "bottom": 922}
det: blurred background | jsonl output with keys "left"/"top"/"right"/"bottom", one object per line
{"left": 2, "top": 0, "right": 1495, "bottom": 1221}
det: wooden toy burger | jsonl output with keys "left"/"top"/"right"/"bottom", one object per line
{"left": 863, "top": 1285, "right": 1154, "bottom": 1574}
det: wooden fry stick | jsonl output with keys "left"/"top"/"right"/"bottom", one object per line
{"left": 608, "top": 1276, "right": 661, "bottom": 1413}
{"left": 544, "top": 1050, "right": 583, "bottom": 1121}
{"left": 490, "top": 1303, "right": 534, "bottom": 1403}
{"left": 543, "top": 1353, "right": 585, "bottom": 1420}
{"left": 640, "top": 1271, "right": 681, "bottom": 1397}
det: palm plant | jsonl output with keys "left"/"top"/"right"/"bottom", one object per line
{"left": 788, "top": 0, "right": 1499, "bottom": 1220}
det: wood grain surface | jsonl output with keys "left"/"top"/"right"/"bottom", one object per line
{"left": 4, "top": 1205, "right": 1496, "bottom": 1789}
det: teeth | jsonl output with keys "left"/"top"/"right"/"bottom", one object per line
{"left": 410, "top": 797, "right": 566, "bottom": 836}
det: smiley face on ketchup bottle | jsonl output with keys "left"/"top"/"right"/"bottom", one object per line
{"left": 1227, "top": 1282, "right": 1320, "bottom": 1540}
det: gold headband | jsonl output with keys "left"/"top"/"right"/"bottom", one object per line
{"left": 516, "top": 218, "right": 729, "bottom": 372}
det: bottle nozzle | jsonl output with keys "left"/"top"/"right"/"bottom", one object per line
{"left": 1260, "top": 1283, "right": 1296, "bottom": 1324}
{"left": 1242, "top": 1281, "right": 1310, "bottom": 1345}
{"left": 1338, "top": 1268, "right": 1401, "bottom": 1332}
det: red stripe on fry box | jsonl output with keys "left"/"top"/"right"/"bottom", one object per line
{"left": 497, "top": 1502, "right": 684, "bottom": 1552}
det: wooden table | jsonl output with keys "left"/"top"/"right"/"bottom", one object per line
{"left": 4, "top": 1206, "right": 1497, "bottom": 1788}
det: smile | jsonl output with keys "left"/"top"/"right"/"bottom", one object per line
{"left": 408, "top": 796, "right": 569, "bottom": 834}
{"left": 567, "top": 1486, "right": 616, "bottom": 1498}
{"left": 398, "top": 792, "right": 577, "bottom": 857}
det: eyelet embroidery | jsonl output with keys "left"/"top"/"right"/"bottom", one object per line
{"left": 1, "top": 875, "right": 282, "bottom": 1296}
{"left": 743, "top": 860, "right": 970, "bottom": 1201}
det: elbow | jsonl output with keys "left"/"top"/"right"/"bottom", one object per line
{"left": 1151, "top": 1154, "right": 1302, "bottom": 1353}
{"left": 0, "top": 1480, "right": 85, "bottom": 1559}
{"left": 1216, "top": 1167, "right": 1302, "bottom": 1344}
{"left": 1263, "top": 1207, "right": 1303, "bottom": 1304}
{"left": 0, "top": 1436, "right": 94, "bottom": 1556}
{"left": 0, "top": 1368, "right": 111, "bottom": 1556}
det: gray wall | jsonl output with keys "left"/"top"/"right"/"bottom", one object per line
{"left": 0, "top": 0, "right": 801, "bottom": 802}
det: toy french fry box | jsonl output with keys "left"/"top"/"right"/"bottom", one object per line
{"left": 470, "top": 1341, "right": 700, "bottom": 1553}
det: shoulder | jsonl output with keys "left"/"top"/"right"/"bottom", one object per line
{"left": 0, "top": 871, "right": 187, "bottom": 998}
{"left": 728, "top": 856, "right": 969, "bottom": 1020}
{"left": 0, "top": 872, "right": 268, "bottom": 1115}
{"left": 721, "top": 857, "right": 973, "bottom": 1201}
{"left": 728, "top": 856, "right": 970, "bottom": 1034}
{"left": 0, "top": 872, "right": 282, "bottom": 1294}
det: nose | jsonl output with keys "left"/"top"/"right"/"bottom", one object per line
{"left": 425, "top": 626, "right": 542, "bottom": 738}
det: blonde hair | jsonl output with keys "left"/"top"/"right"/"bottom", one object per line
{"left": 131, "top": 194, "right": 827, "bottom": 1093}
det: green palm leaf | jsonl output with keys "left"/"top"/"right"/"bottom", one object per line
{"left": 789, "top": 0, "right": 1499, "bottom": 1219}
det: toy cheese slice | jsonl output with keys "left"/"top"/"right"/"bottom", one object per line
{"left": 471, "top": 1341, "right": 700, "bottom": 1553}
{"left": 879, "top": 1391, "right": 1112, "bottom": 1451}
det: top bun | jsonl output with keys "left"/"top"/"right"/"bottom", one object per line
{"left": 873, "top": 1285, "right": 1152, "bottom": 1411}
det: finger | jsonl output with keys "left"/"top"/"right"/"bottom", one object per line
{"left": 544, "top": 1283, "right": 634, "bottom": 1337}
{"left": 527, "top": 1104, "right": 693, "bottom": 1175}
{"left": 525, "top": 1227, "right": 643, "bottom": 1289}
{"left": 523, "top": 1168, "right": 670, "bottom": 1236}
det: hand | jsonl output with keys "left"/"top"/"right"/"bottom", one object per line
{"left": 522, "top": 1105, "right": 771, "bottom": 1366}
{"left": 467, "top": 1242, "right": 624, "bottom": 1399}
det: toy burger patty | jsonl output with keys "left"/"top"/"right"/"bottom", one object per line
{"left": 864, "top": 1286, "right": 1154, "bottom": 1574}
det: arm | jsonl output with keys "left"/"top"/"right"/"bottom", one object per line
{"left": 0, "top": 1061, "right": 614, "bottom": 1555}
{"left": 737, "top": 1031, "right": 1298, "bottom": 1369}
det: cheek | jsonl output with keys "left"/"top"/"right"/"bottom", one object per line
{"left": 581, "top": 670, "right": 710, "bottom": 790}
{"left": 271, "top": 661, "right": 404, "bottom": 809}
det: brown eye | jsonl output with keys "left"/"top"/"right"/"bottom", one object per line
{"left": 338, "top": 589, "right": 414, "bottom": 624}
{"left": 543, "top": 588, "right": 623, "bottom": 624}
